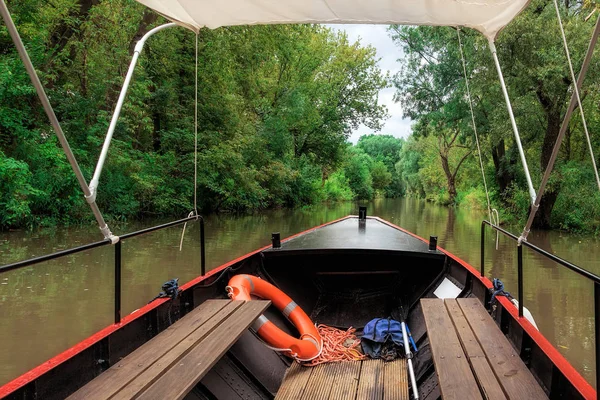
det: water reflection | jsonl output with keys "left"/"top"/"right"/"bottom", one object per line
{"left": 0, "top": 198, "right": 598, "bottom": 387}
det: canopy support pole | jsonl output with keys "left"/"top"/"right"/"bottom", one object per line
{"left": 488, "top": 40, "right": 537, "bottom": 205}
{"left": 519, "top": 14, "right": 600, "bottom": 243}
{"left": 88, "top": 22, "right": 177, "bottom": 200}
{"left": 0, "top": 0, "right": 117, "bottom": 242}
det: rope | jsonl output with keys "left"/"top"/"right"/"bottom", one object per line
{"left": 552, "top": 0, "right": 600, "bottom": 192}
{"left": 304, "top": 324, "right": 366, "bottom": 366}
{"left": 180, "top": 34, "right": 200, "bottom": 252}
{"left": 194, "top": 33, "right": 199, "bottom": 215}
{"left": 457, "top": 28, "right": 499, "bottom": 225}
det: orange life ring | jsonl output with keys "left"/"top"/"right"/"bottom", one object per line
{"left": 226, "top": 274, "right": 322, "bottom": 361}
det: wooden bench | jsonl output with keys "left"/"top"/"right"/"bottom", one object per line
{"left": 421, "top": 298, "right": 547, "bottom": 400}
{"left": 275, "top": 358, "right": 409, "bottom": 400}
{"left": 68, "top": 299, "right": 270, "bottom": 400}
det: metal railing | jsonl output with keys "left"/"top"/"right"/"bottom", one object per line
{"left": 0, "top": 215, "right": 205, "bottom": 324}
{"left": 481, "top": 220, "right": 600, "bottom": 391}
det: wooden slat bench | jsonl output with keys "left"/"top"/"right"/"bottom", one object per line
{"left": 421, "top": 298, "right": 548, "bottom": 400}
{"left": 68, "top": 299, "right": 270, "bottom": 400}
{"left": 275, "top": 358, "right": 409, "bottom": 400}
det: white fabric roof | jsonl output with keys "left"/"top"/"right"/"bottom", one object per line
{"left": 135, "top": 0, "right": 530, "bottom": 40}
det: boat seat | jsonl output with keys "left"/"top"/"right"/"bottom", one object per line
{"left": 421, "top": 298, "right": 548, "bottom": 400}
{"left": 67, "top": 299, "right": 270, "bottom": 400}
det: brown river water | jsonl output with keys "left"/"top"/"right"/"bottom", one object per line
{"left": 0, "top": 197, "right": 598, "bottom": 388}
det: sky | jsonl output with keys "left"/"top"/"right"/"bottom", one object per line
{"left": 327, "top": 24, "right": 413, "bottom": 144}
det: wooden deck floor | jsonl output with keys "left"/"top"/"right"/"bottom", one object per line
{"left": 275, "top": 359, "right": 409, "bottom": 400}
{"left": 421, "top": 298, "right": 548, "bottom": 400}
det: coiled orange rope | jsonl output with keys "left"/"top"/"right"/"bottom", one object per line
{"left": 304, "top": 324, "right": 366, "bottom": 366}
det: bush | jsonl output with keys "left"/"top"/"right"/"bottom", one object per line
{"left": 0, "top": 151, "right": 39, "bottom": 228}
{"left": 322, "top": 171, "right": 353, "bottom": 202}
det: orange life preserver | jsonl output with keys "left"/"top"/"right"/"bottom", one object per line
{"left": 226, "top": 274, "right": 322, "bottom": 361}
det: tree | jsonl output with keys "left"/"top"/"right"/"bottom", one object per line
{"left": 390, "top": 25, "right": 474, "bottom": 203}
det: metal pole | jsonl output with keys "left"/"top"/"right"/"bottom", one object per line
{"left": 488, "top": 40, "right": 537, "bottom": 205}
{"left": 595, "top": 282, "right": 600, "bottom": 391}
{"left": 481, "top": 222, "right": 486, "bottom": 277}
{"left": 115, "top": 241, "right": 122, "bottom": 324}
{"left": 200, "top": 217, "right": 206, "bottom": 276}
{"left": 519, "top": 15, "right": 600, "bottom": 243}
{"left": 88, "top": 23, "right": 176, "bottom": 197}
{"left": 401, "top": 322, "right": 419, "bottom": 400}
{"left": 0, "top": 0, "right": 116, "bottom": 242}
{"left": 517, "top": 245, "right": 524, "bottom": 318}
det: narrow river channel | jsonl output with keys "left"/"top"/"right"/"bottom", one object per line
{"left": 1, "top": 197, "right": 598, "bottom": 388}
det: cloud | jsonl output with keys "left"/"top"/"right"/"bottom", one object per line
{"left": 326, "top": 24, "right": 413, "bottom": 143}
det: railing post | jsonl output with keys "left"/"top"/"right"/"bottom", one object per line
{"left": 114, "top": 241, "right": 122, "bottom": 324}
{"left": 517, "top": 244, "right": 524, "bottom": 318}
{"left": 595, "top": 282, "right": 600, "bottom": 392}
{"left": 481, "top": 222, "right": 486, "bottom": 277}
{"left": 200, "top": 217, "right": 206, "bottom": 276}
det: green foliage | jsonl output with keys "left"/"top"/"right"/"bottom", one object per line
{"left": 343, "top": 147, "right": 374, "bottom": 200}
{"left": 390, "top": 1, "right": 600, "bottom": 233}
{"left": 0, "top": 3, "right": 391, "bottom": 229}
{"left": 0, "top": 151, "right": 39, "bottom": 227}
{"left": 321, "top": 171, "right": 354, "bottom": 202}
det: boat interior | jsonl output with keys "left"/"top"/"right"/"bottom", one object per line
{"left": 3, "top": 217, "right": 589, "bottom": 399}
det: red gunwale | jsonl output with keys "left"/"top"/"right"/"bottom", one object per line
{"left": 373, "top": 216, "right": 596, "bottom": 400}
{"left": 0, "top": 215, "right": 351, "bottom": 398}
{"left": 1, "top": 215, "right": 594, "bottom": 399}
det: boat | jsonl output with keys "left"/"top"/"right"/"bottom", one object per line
{"left": 0, "top": 211, "right": 595, "bottom": 399}
{"left": 1, "top": 0, "right": 600, "bottom": 398}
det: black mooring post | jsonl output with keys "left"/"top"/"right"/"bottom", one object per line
{"left": 517, "top": 244, "right": 524, "bottom": 318}
{"left": 429, "top": 236, "right": 437, "bottom": 251}
{"left": 359, "top": 206, "right": 367, "bottom": 220}
{"left": 595, "top": 282, "right": 600, "bottom": 392}
{"left": 272, "top": 232, "right": 281, "bottom": 249}
{"left": 114, "top": 241, "right": 122, "bottom": 324}
{"left": 480, "top": 222, "right": 485, "bottom": 277}
{"left": 200, "top": 217, "right": 206, "bottom": 276}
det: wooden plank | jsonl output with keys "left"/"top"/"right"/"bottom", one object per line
{"left": 302, "top": 364, "right": 335, "bottom": 400}
{"left": 67, "top": 299, "right": 233, "bottom": 400}
{"left": 275, "top": 363, "right": 314, "bottom": 400}
{"left": 110, "top": 300, "right": 247, "bottom": 399}
{"left": 445, "top": 299, "right": 507, "bottom": 400}
{"left": 457, "top": 298, "right": 548, "bottom": 400}
{"left": 421, "top": 299, "right": 483, "bottom": 400}
{"left": 356, "top": 359, "right": 385, "bottom": 399}
{"left": 135, "top": 300, "right": 271, "bottom": 400}
{"left": 328, "top": 362, "right": 361, "bottom": 400}
{"left": 383, "top": 358, "right": 409, "bottom": 400}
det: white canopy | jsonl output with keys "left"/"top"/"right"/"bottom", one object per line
{"left": 135, "top": 0, "right": 530, "bottom": 40}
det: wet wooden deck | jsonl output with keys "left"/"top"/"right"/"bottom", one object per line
{"left": 421, "top": 298, "right": 548, "bottom": 400}
{"left": 67, "top": 299, "right": 270, "bottom": 400}
{"left": 275, "top": 358, "right": 409, "bottom": 400}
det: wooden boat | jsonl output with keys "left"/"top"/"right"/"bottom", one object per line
{"left": 0, "top": 212, "right": 595, "bottom": 399}
{"left": 2, "top": 0, "right": 600, "bottom": 398}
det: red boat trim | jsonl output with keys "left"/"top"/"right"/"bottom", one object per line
{"left": 0, "top": 215, "right": 351, "bottom": 398}
{"left": 373, "top": 217, "right": 596, "bottom": 400}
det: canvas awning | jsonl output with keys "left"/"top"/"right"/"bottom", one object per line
{"left": 134, "top": 0, "right": 530, "bottom": 40}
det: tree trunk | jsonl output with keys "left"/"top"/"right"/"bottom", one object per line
{"left": 491, "top": 138, "right": 515, "bottom": 197}
{"left": 439, "top": 153, "right": 457, "bottom": 202}
{"left": 128, "top": 10, "right": 159, "bottom": 56}
{"left": 533, "top": 110, "right": 562, "bottom": 228}
{"left": 46, "top": 0, "right": 99, "bottom": 87}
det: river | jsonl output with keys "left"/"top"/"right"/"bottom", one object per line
{"left": 0, "top": 197, "right": 598, "bottom": 388}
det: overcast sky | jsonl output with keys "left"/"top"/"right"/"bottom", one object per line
{"left": 327, "top": 24, "right": 413, "bottom": 144}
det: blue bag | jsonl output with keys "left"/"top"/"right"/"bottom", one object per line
{"left": 361, "top": 318, "right": 404, "bottom": 360}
